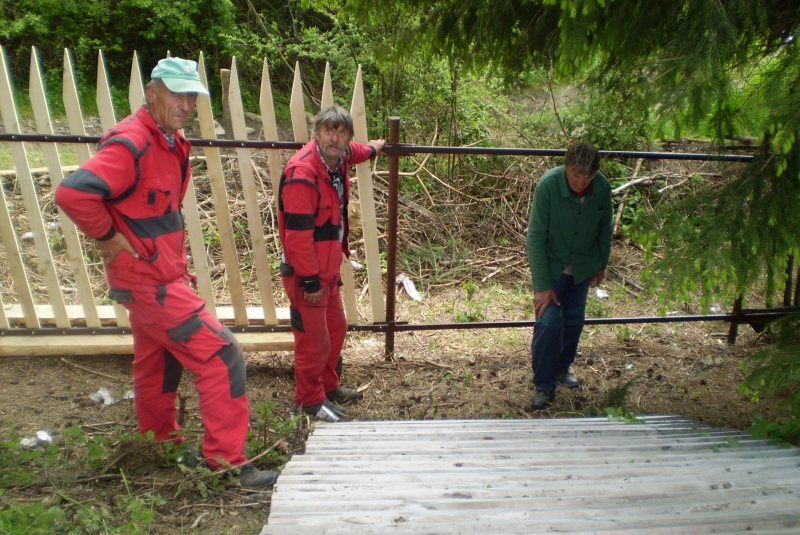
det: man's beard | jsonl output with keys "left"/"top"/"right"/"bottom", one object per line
{"left": 322, "top": 142, "right": 345, "bottom": 158}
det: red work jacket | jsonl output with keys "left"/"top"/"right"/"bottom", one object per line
{"left": 278, "top": 139, "right": 374, "bottom": 288}
{"left": 55, "top": 107, "right": 192, "bottom": 286}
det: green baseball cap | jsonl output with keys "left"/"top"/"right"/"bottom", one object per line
{"left": 150, "top": 57, "right": 209, "bottom": 95}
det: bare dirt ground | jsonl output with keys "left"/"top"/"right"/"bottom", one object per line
{"left": 0, "top": 245, "right": 779, "bottom": 533}
{"left": 0, "top": 117, "right": 783, "bottom": 533}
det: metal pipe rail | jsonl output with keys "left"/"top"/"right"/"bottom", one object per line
{"left": 0, "top": 133, "right": 756, "bottom": 162}
{"left": 3, "top": 129, "right": 765, "bottom": 357}
{"left": 2, "top": 308, "right": 791, "bottom": 337}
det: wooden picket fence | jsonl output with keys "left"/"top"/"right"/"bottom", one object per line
{"left": 0, "top": 46, "right": 386, "bottom": 356}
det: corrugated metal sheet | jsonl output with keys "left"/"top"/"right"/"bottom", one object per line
{"left": 262, "top": 416, "right": 800, "bottom": 534}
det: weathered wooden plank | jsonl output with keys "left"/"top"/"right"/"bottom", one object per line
{"left": 0, "top": 331, "right": 294, "bottom": 357}
{"left": 265, "top": 505, "right": 800, "bottom": 530}
{"left": 271, "top": 486, "right": 800, "bottom": 513}
{"left": 276, "top": 466, "right": 800, "bottom": 492}
{"left": 0, "top": 46, "right": 68, "bottom": 328}
{"left": 229, "top": 57, "right": 278, "bottom": 325}
{"left": 351, "top": 65, "right": 385, "bottom": 323}
{"left": 196, "top": 53, "right": 246, "bottom": 324}
{"left": 264, "top": 418, "right": 800, "bottom": 535}
{"left": 268, "top": 495, "right": 800, "bottom": 522}
{"left": 30, "top": 47, "right": 101, "bottom": 328}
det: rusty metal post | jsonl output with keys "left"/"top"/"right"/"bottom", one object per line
{"left": 727, "top": 298, "right": 742, "bottom": 344}
{"left": 384, "top": 117, "right": 401, "bottom": 360}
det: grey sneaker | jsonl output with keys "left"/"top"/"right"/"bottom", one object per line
{"left": 294, "top": 400, "right": 344, "bottom": 422}
{"left": 237, "top": 464, "right": 279, "bottom": 489}
{"left": 557, "top": 372, "right": 579, "bottom": 389}
{"left": 530, "top": 390, "right": 555, "bottom": 410}
{"left": 326, "top": 386, "right": 363, "bottom": 403}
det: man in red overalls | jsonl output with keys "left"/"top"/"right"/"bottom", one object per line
{"left": 55, "top": 57, "right": 277, "bottom": 488}
{"left": 278, "top": 105, "right": 385, "bottom": 421}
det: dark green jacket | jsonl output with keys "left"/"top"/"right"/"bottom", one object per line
{"left": 526, "top": 166, "right": 613, "bottom": 292}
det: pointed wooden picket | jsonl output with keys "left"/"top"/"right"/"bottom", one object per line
{"left": 319, "top": 63, "right": 359, "bottom": 322}
{"left": 196, "top": 54, "right": 247, "bottom": 324}
{"left": 258, "top": 58, "right": 285, "bottom": 270}
{"left": 351, "top": 66, "right": 385, "bottom": 322}
{"left": 62, "top": 49, "right": 93, "bottom": 164}
{"left": 290, "top": 62, "right": 309, "bottom": 143}
{"left": 30, "top": 47, "right": 100, "bottom": 328}
{"left": 96, "top": 50, "right": 116, "bottom": 134}
{"left": 128, "top": 51, "right": 145, "bottom": 115}
{"left": 0, "top": 47, "right": 39, "bottom": 328}
{"left": 229, "top": 57, "right": 278, "bottom": 325}
{"left": 0, "top": 47, "right": 69, "bottom": 328}
{"left": 321, "top": 63, "right": 334, "bottom": 109}
{"left": 93, "top": 50, "right": 130, "bottom": 327}
{"left": 259, "top": 59, "right": 283, "bottom": 193}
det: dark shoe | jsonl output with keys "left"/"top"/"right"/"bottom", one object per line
{"left": 237, "top": 464, "right": 279, "bottom": 489}
{"left": 178, "top": 445, "right": 202, "bottom": 468}
{"left": 557, "top": 372, "right": 579, "bottom": 389}
{"left": 530, "top": 390, "right": 555, "bottom": 410}
{"left": 326, "top": 386, "right": 363, "bottom": 404}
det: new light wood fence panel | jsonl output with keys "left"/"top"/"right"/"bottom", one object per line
{"left": 0, "top": 47, "right": 383, "bottom": 356}
{"left": 0, "top": 46, "right": 59, "bottom": 329}
{"left": 29, "top": 47, "right": 100, "bottom": 328}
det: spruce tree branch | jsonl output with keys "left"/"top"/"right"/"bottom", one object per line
{"left": 547, "top": 58, "right": 570, "bottom": 143}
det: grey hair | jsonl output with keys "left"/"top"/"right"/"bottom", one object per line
{"left": 564, "top": 142, "right": 600, "bottom": 175}
{"left": 143, "top": 79, "right": 162, "bottom": 106}
{"left": 313, "top": 105, "right": 354, "bottom": 138}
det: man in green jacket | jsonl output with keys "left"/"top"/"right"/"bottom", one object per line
{"left": 526, "top": 142, "right": 612, "bottom": 410}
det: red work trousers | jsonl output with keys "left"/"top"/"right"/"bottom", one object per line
{"left": 282, "top": 275, "right": 346, "bottom": 407}
{"left": 110, "top": 278, "right": 249, "bottom": 469}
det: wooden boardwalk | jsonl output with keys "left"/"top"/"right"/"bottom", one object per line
{"left": 261, "top": 416, "right": 800, "bottom": 534}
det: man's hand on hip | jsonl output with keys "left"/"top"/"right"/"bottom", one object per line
{"left": 304, "top": 289, "right": 323, "bottom": 304}
{"left": 97, "top": 232, "right": 138, "bottom": 267}
{"left": 534, "top": 289, "right": 560, "bottom": 318}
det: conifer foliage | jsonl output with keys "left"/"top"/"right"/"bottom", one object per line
{"left": 348, "top": 0, "right": 800, "bottom": 435}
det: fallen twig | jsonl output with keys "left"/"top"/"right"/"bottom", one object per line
{"left": 60, "top": 358, "right": 124, "bottom": 382}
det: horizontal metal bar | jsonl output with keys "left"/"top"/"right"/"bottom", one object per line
{"left": 0, "top": 133, "right": 304, "bottom": 150}
{"left": 2, "top": 309, "right": 792, "bottom": 337}
{"left": 0, "top": 134, "right": 754, "bottom": 162}
{"left": 385, "top": 144, "right": 755, "bottom": 162}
